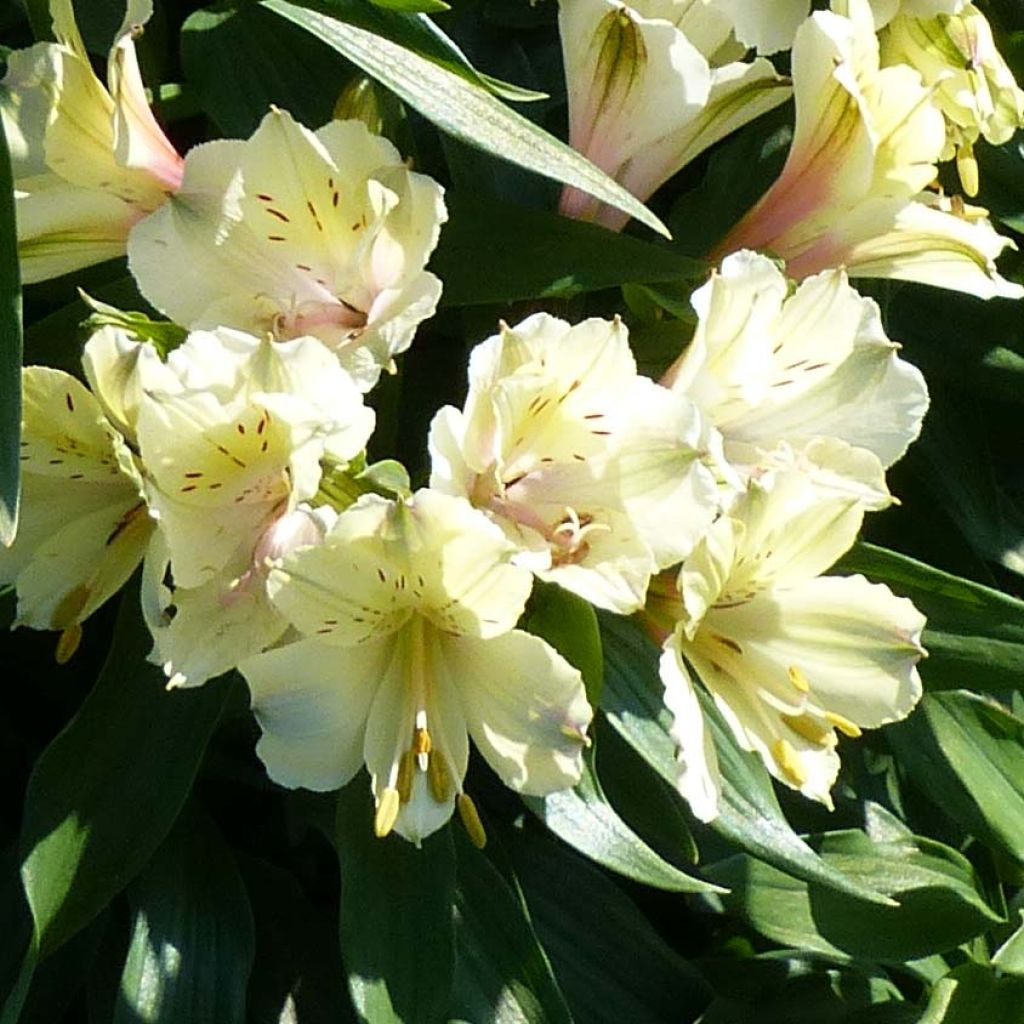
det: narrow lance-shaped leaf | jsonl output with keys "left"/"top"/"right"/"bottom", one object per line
{"left": 114, "top": 804, "right": 255, "bottom": 1024}
{"left": 18, "top": 590, "right": 234, "bottom": 960}
{"left": 334, "top": 775, "right": 456, "bottom": 1024}
{"left": 704, "top": 830, "right": 1004, "bottom": 962}
{"left": 523, "top": 744, "right": 721, "bottom": 894}
{"left": 887, "top": 691, "right": 1024, "bottom": 865}
{"left": 263, "top": 0, "right": 670, "bottom": 237}
{"left": 0, "top": 104, "right": 23, "bottom": 545}
{"left": 451, "top": 829, "right": 572, "bottom": 1024}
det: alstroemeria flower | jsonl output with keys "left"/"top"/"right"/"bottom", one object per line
{"left": 136, "top": 327, "right": 374, "bottom": 686}
{"left": 0, "top": 361, "right": 153, "bottom": 661}
{"left": 648, "top": 470, "right": 925, "bottom": 821}
{"left": 880, "top": 3, "right": 1024, "bottom": 196}
{"left": 708, "top": 0, "right": 967, "bottom": 53}
{"left": 558, "top": 0, "right": 790, "bottom": 230}
{"left": 429, "top": 313, "right": 720, "bottom": 614}
{"left": 0, "top": 0, "right": 183, "bottom": 282}
{"left": 240, "top": 489, "right": 592, "bottom": 845}
{"left": 662, "top": 249, "right": 929, "bottom": 507}
{"left": 716, "top": 0, "right": 1021, "bottom": 300}
{"left": 128, "top": 108, "right": 447, "bottom": 391}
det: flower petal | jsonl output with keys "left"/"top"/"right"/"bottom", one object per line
{"left": 452, "top": 629, "right": 591, "bottom": 796}
{"left": 241, "top": 636, "right": 382, "bottom": 791}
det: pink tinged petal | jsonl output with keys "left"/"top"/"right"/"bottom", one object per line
{"left": 241, "top": 636, "right": 383, "bottom": 791}
{"left": 107, "top": 28, "right": 183, "bottom": 192}
{"left": 450, "top": 629, "right": 591, "bottom": 796}
{"left": 558, "top": 0, "right": 712, "bottom": 224}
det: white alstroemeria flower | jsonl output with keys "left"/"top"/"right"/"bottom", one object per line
{"left": 649, "top": 470, "right": 925, "bottom": 821}
{"left": 128, "top": 108, "right": 447, "bottom": 391}
{"left": 558, "top": 0, "right": 790, "bottom": 230}
{"left": 707, "top": 0, "right": 967, "bottom": 53}
{"left": 717, "top": 0, "right": 1021, "bottom": 300}
{"left": 0, "top": 365, "right": 153, "bottom": 661}
{"left": 881, "top": 4, "right": 1024, "bottom": 196}
{"left": 135, "top": 328, "right": 374, "bottom": 686}
{"left": 662, "top": 250, "right": 929, "bottom": 506}
{"left": 240, "top": 489, "right": 592, "bottom": 845}
{"left": 429, "top": 313, "right": 720, "bottom": 615}
{"left": 0, "top": 0, "right": 183, "bottom": 283}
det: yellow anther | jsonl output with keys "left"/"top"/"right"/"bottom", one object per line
{"left": 957, "top": 141, "right": 979, "bottom": 198}
{"left": 772, "top": 738, "right": 808, "bottom": 787}
{"left": 55, "top": 623, "right": 83, "bottom": 665}
{"left": 825, "top": 711, "right": 863, "bottom": 738}
{"left": 374, "top": 787, "right": 401, "bottom": 838}
{"left": 787, "top": 665, "right": 810, "bottom": 694}
{"left": 427, "top": 753, "right": 451, "bottom": 803}
{"left": 458, "top": 792, "right": 487, "bottom": 849}
{"left": 396, "top": 751, "right": 416, "bottom": 804}
{"left": 413, "top": 725, "right": 432, "bottom": 757}
{"left": 50, "top": 584, "right": 90, "bottom": 631}
{"left": 781, "top": 713, "right": 831, "bottom": 746}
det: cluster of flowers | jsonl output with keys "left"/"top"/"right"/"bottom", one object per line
{"left": 1, "top": 0, "right": 1019, "bottom": 844}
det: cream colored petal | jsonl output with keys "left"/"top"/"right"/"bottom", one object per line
{"left": 267, "top": 518, "right": 413, "bottom": 647}
{"left": 362, "top": 619, "right": 468, "bottom": 843}
{"left": 82, "top": 326, "right": 176, "bottom": 441}
{"left": 452, "top": 629, "right": 591, "bottom": 796}
{"left": 712, "top": 0, "right": 810, "bottom": 54}
{"left": 148, "top": 565, "right": 289, "bottom": 688}
{"left": 732, "top": 438, "right": 894, "bottom": 512}
{"left": 242, "top": 636, "right": 382, "bottom": 791}
{"left": 659, "top": 638, "right": 721, "bottom": 821}
{"left": 14, "top": 176, "right": 139, "bottom": 284}
{"left": 397, "top": 489, "right": 533, "bottom": 639}
{"left": 686, "top": 471, "right": 865, "bottom": 601}
{"left": 842, "top": 195, "right": 1024, "bottom": 300}
{"left": 13, "top": 493, "right": 152, "bottom": 630}
{"left": 703, "top": 574, "right": 924, "bottom": 729}
{"left": 691, "top": 643, "right": 842, "bottom": 805}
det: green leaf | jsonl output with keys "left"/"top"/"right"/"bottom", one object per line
{"left": 698, "top": 955, "right": 912, "bottom": 1024}
{"left": 903, "top": 385, "right": 1024, "bottom": 577}
{"left": 523, "top": 745, "right": 720, "bottom": 894}
{"left": 182, "top": 7, "right": 355, "bottom": 136}
{"left": 522, "top": 580, "right": 603, "bottom": 705}
{"left": 0, "top": 102, "right": 23, "bottom": 545}
{"left": 263, "top": 0, "right": 670, "bottom": 237}
{"left": 451, "top": 830, "right": 571, "bottom": 1024}
{"left": 837, "top": 543, "right": 1024, "bottom": 692}
{"left": 887, "top": 691, "right": 1024, "bottom": 864}
{"left": 598, "top": 612, "right": 893, "bottom": 905}
{"left": 241, "top": 855, "right": 356, "bottom": 1022}
{"left": 80, "top": 292, "right": 187, "bottom": 357}
{"left": 878, "top": 284, "right": 1024, "bottom": 403}
{"left": 705, "top": 830, "right": 1003, "bottom": 962}
{"left": 434, "top": 197, "right": 702, "bottom": 307}
{"left": 509, "top": 826, "right": 713, "bottom": 1024}
{"left": 916, "top": 962, "right": 1024, "bottom": 1024}
{"left": 334, "top": 776, "right": 455, "bottom": 1024}
{"left": 272, "top": 0, "right": 548, "bottom": 103}
{"left": 114, "top": 804, "right": 254, "bottom": 1024}
{"left": 993, "top": 909, "right": 1024, "bottom": 976}
{"left": 17, "top": 592, "right": 233, "bottom": 960}
{"left": 370, "top": 0, "right": 450, "bottom": 12}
